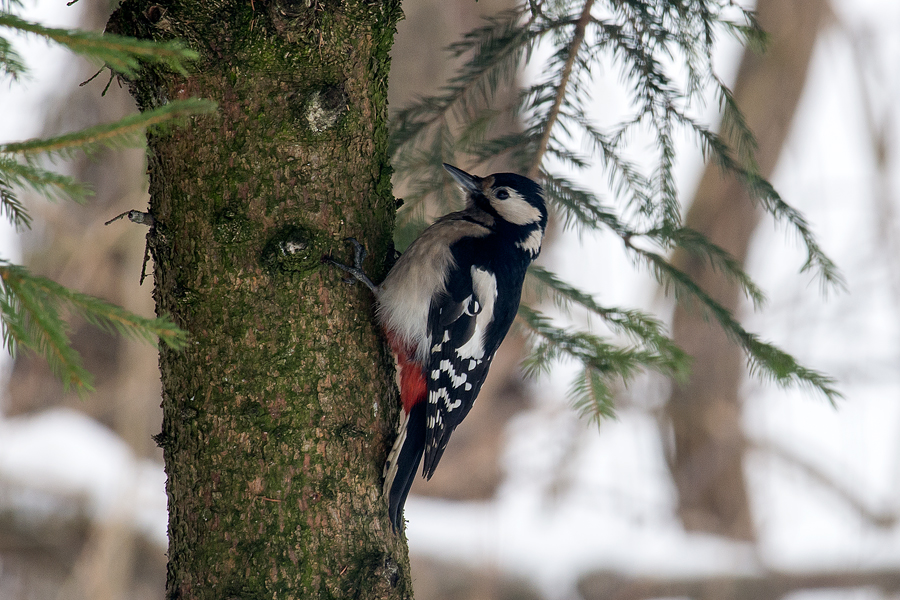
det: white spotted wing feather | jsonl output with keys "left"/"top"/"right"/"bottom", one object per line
{"left": 421, "top": 265, "right": 499, "bottom": 478}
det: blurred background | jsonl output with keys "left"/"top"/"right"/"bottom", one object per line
{"left": 2, "top": 0, "right": 900, "bottom": 599}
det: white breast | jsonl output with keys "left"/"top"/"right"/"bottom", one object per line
{"left": 376, "top": 219, "right": 490, "bottom": 360}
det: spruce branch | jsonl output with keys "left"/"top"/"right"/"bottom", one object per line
{"left": 646, "top": 225, "right": 768, "bottom": 309}
{"left": 627, "top": 244, "right": 841, "bottom": 404}
{"left": 685, "top": 115, "right": 844, "bottom": 291}
{"left": 0, "top": 180, "right": 32, "bottom": 230}
{"left": 713, "top": 74, "right": 759, "bottom": 166}
{"left": 390, "top": 6, "right": 538, "bottom": 157}
{"left": 0, "top": 13, "right": 198, "bottom": 77}
{"left": 390, "top": 0, "right": 842, "bottom": 412}
{"left": 518, "top": 305, "right": 680, "bottom": 378}
{"left": 0, "top": 262, "right": 186, "bottom": 395}
{"left": 569, "top": 366, "right": 615, "bottom": 423}
{"left": 466, "top": 130, "right": 539, "bottom": 168}
{"left": 518, "top": 304, "right": 683, "bottom": 420}
{"left": 569, "top": 115, "right": 655, "bottom": 215}
{"left": 0, "top": 155, "right": 90, "bottom": 205}
{"left": 526, "top": 265, "right": 689, "bottom": 377}
{"left": 1, "top": 99, "right": 217, "bottom": 158}
{"left": 0, "top": 35, "right": 26, "bottom": 80}
{"left": 0, "top": 265, "right": 91, "bottom": 393}
{"left": 540, "top": 172, "right": 627, "bottom": 235}
{"left": 527, "top": 0, "right": 595, "bottom": 179}
{"left": 652, "top": 108, "right": 680, "bottom": 226}
{"left": 739, "top": 170, "right": 845, "bottom": 292}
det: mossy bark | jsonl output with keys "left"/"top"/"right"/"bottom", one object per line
{"left": 107, "top": 1, "right": 410, "bottom": 598}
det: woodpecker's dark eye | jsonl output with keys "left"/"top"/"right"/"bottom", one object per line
{"left": 496, "top": 189, "right": 510, "bottom": 200}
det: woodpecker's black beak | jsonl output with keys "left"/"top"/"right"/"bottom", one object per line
{"left": 443, "top": 163, "right": 481, "bottom": 193}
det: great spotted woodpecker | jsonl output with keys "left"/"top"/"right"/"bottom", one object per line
{"left": 327, "top": 163, "right": 547, "bottom": 530}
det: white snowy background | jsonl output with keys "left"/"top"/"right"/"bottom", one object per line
{"left": 2, "top": 0, "right": 900, "bottom": 598}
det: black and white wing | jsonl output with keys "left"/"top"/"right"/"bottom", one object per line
{"left": 420, "top": 260, "right": 500, "bottom": 478}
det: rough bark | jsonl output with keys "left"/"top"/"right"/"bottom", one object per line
{"left": 106, "top": 1, "right": 409, "bottom": 598}
{"left": 663, "top": 0, "right": 829, "bottom": 541}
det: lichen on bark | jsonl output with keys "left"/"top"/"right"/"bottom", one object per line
{"left": 107, "top": 0, "right": 410, "bottom": 598}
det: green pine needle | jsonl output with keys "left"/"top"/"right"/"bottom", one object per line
{"left": 0, "top": 13, "right": 198, "bottom": 77}
{"left": 539, "top": 172, "right": 627, "bottom": 235}
{"left": 0, "top": 35, "right": 27, "bottom": 80}
{"left": 384, "top": 0, "right": 844, "bottom": 416}
{"left": 0, "top": 262, "right": 187, "bottom": 396}
{"left": 569, "top": 367, "right": 616, "bottom": 424}
{"left": 526, "top": 265, "right": 689, "bottom": 380}
{"left": 647, "top": 225, "right": 768, "bottom": 309}
{"left": 631, "top": 246, "right": 841, "bottom": 404}
{"left": 0, "top": 155, "right": 91, "bottom": 205}
{"left": 1, "top": 99, "right": 217, "bottom": 158}
{"left": 0, "top": 181, "right": 33, "bottom": 230}
{"left": 517, "top": 304, "right": 688, "bottom": 396}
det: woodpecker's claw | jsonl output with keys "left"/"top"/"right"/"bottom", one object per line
{"left": 348, "top": 237, "right": 367, "bottom": 270}
{"left": 323, "top": 237, "right": 378, "bottom": 293}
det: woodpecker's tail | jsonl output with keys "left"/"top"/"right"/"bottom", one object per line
{"left": 383, "top": 401, "right": 426, "bottom": 530}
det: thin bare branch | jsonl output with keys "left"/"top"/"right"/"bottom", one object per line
{"left": 527, "top": 0, "right": 595, "bottom": 180}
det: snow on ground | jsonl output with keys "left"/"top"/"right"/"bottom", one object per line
{"left": 0, "top": 408, "right": 168, "bottom": 548}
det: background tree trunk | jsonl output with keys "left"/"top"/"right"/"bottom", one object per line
{"left": 107, "top": 1, "right": 410, "bottom": 598}
{"left": 662, "top": 0, "right": 829, "bottom": 542}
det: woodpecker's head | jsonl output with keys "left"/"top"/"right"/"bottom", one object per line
{"left": 443, "top": 163, "right": 548, "bottom": 231}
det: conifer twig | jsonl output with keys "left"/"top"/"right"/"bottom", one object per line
{"left": 0, "top": 6, "right": 204, "bottom": 392}
{"left": 1, "top": 99, "right": 216, "bottom": 157}
{"left": 388, "top": 1, "right": 842, "bottom": 409}
{"left": 527, "top": 0, "right": 595, "bottom": 180}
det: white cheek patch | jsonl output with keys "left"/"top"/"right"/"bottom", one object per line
{"left": 491, "top": 190, "right": 542, "bottom": 225}
{"left": 516, "top": 227, "right": 544, "bottom": 256}
{"left": 455, "top": 267, "right": 497, "bottom": 360}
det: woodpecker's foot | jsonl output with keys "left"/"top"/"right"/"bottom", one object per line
{"left": 323, "top": 237, "right": 378, "bottom": 293}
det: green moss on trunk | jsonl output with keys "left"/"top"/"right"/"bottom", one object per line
{"left": 107, "top": 1, "right": 410, "bottom": 598}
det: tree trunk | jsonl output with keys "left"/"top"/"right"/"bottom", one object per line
{"left": 107, "top": 2, "right": 410, "bottom": 598}
{"left": 663, "top": 0, "right": 829, "bottom": 542}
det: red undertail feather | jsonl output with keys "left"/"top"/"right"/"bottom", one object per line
{"left": 383, "top": 330, "right": 427, "bottom": 529}
{"left": 385, "top": 330, "right": 427, "bottom": 413}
